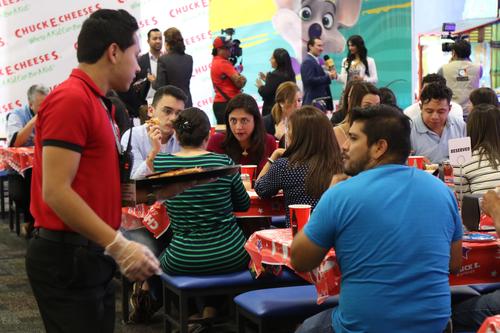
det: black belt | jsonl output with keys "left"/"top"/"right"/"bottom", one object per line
{"left": 35, "top": 228, "right": 102, "bottom": 249}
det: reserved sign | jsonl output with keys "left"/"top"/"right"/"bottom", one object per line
{"left": 448, "top": 137, "right": 472, "bottom": 166}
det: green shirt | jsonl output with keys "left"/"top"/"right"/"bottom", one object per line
{"left": 153, "top": 152, "right": 250, "bottom": 274}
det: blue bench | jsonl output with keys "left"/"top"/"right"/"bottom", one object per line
{"left": 234, "top": 285, "right": 339, "bottom": 333}
{"left": 469, "top": 282, "right": 500, "bottom": 294}
{"left": 160, "top": 269, "right": 307, "bottom": 333}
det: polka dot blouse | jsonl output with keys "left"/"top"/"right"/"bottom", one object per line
{"left": 254, "top": 157, "right": 319, "bottom": 227}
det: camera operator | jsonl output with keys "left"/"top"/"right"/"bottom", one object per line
{"left": 211, "top": 36, "right": 247, "bottom": 124}
{"left": 438, "top": 39, "right": 482, "bottom": 121}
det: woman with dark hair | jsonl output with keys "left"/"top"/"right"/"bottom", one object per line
{"left": 469, "top": 87, "right": 498, "bottom": 108}
{"left": 330, "top": 79, "right": 357, "bottom": 126}
{"left": 256, "top": 48, "right": 296, "bottom": 116}
{"left": 333, "top": 81, "right": 380, "bottom": 148}
{"left": 154, "top": 27, "right": 193, "bottom": 107}
{"left": 336, "top": 35, "right": 378, "bottom": 86}
{"left": 207, "top": 94, "right": 277, "bottom": 173}
{"left": 255, "top": 106, "right": 343, "bottom": 226}
{"left": 154, "top": 107, "right": 250, "bottom": 275}
{"left": 153, "top": 107, "right": 250, "bottom": 325}
{"left": 453, "top": 103, "right": 500, "bottom": 199}
{"left": 263, "top": 81, "right": 302, "bottom": 147}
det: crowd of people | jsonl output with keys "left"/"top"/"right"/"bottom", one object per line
{"left": 3, "top": 7, "right": 499, "bottom": 333}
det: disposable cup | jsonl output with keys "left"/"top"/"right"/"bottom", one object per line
{"left": 289, "top": 204, "right": 311, "bottom": 236}
{"left": 407, "top": 156, "right": 425, "bottom": 170}
{"left": 240, "top": 165, "right": 257, "bottom": 180}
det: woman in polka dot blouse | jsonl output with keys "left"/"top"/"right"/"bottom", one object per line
{"left": 255, "top": 106, "right": 344, "bottom": 226}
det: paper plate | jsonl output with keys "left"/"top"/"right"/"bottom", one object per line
{"left": 462, "top": 233, "right": 497, "bottom": 242}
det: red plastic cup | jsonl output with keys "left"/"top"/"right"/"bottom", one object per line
{"left": 289, "top": 204, "right": 311, "bottom": 235}
{"left": 209, "top": 126, "right": 216, "bottom": 137}
{"left": 240, "top": 165, "right": 257, "bottom": 180}
{"left": 407, "top": 156, "right": 425, "bottom": 170}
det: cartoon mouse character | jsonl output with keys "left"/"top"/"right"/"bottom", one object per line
{"left": 273, "top": 0, "right": 362, "bottom": 61}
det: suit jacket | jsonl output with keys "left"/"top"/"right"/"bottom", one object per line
{"left": 153, "top": 52, "right": 193, "bottom": 107}
{"left": 117, "top": 53, "right": 152, "bottom": 117}
{"left": 258, "top": 71, "right": 295, "bottom": 116}
{"left": 300, "top": 54, "right": 332, "bottom": 106}
{"left": 136, "top": 53, "right": 152, "bottom": 103}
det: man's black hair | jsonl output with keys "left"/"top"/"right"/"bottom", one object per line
{"left": 350, "top": 104, "right": 412, "bottom": 164}
{"left": 152, "top": 85, "right": 188, "bottom": 107}
{"left": 420, "top": 82, "right": 453, "bottom": 105}
{"left": 147, "top": 28, "right": 161, "bottom": 40}
{"left": 77, "top": 9, "right": 139, "bottom": 64}
{"left": 421, "top": 73, "right": 446, "bottom": 87}
{"left": 452, "top": 39, "right": 471, "bottom": 59}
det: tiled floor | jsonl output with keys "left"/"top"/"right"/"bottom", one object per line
{"left": 0, "top": 219, "right": 165, "bottom": 333}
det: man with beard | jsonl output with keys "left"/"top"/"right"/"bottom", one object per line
{"left": 291, "top": 105, "right": 463, "bottom": 333}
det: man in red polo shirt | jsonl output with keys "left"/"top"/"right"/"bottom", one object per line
{"left": 25, "top": 9, "right": 194, "bottom": 332}
{"left": 210, "top": 36, "right": 247, "bottom": 124}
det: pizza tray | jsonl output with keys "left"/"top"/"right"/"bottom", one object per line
{"left": 136, "top": 165, "right": 240, "bottom": 190}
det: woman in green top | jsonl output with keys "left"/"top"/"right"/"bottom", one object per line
{"left": 154, "top": 107, "right": 250, "bottom": 275}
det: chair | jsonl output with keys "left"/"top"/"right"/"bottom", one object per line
{"left": 469, "top": 282, "right": 500, "bottom": 294}
{"left": 160, "top": 269, "right": 307, "bottom": 333}
{"left": 270, "top": 216, "right": 286, "bottom": 228}
{"left": 234, "top": 285, "right": 339, "bottom": 333}
{"left": 451, "top": 285, "right": 481, "bottom": 304}
{"left": 0, "top": 170, "right": 10, "bottom": 219}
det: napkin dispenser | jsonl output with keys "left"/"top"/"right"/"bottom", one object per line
{"left": 461, "top": 193, "right": 483, "bottom": 232}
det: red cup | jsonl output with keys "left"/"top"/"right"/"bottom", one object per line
{"left": 209, "top": 126, "right": 216, "bottom": 137}
{"left": 407, "top": 156, "right": 425, "bottom": 170}
{"left": 289, "top": 204, "right": 311, "bottom": 235}
{"left": 240, "top": 165, "right": 257, "bottom": 180}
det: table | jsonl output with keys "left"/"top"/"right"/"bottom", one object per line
{"left": 478, "top": 315, "right": 500, "bottom": 333}
{"left": 0, "top": 146, "right": 35, "bottom": 174}
{"left": 121, "top": 191, "right": 285, "bottom": 237}
{"left": 245, "top": 228, "right": 500, "bottom": 304}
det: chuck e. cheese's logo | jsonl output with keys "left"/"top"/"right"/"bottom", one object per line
{"left": 169, "top": 0, "right": 208, "bottom": 18}
{"left": 1, "top": 99, "right": 22, "bottom": 113}
{"left": 0, "top": 51, "right": 59, "bottom": 76}
{"left": 14, "top": 4, "right": 101, "bottom": 38}
{"left": 192, "top": 62, "right": 211, "bottom": 78}
{"left": 184, "top": 31, "right": 212, "bottom": 47}
{"left": 137, "top": 16, "right": 158, "bottom": 29}
{"left": 196, "top": 95, "right": 214, "bottom": 109}
{"left": 0, "top": 0, "right": 23, "bottom": 7}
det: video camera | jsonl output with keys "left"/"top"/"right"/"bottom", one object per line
{"left": 441, "top": 22, "right": 467, "bottom": 52}
{"left": 220, "top": 28, "right": 242, "bottom": 67}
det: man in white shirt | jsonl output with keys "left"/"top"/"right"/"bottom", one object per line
{"left": 410, "top": 83, "right": 466, "bottom": 163}
{"left": 141, "top": 28, "right": 163, "bottom": 105}
{"left": 404, "top": 73, "right": 463, "bottom": 120}
{"left": 121, "top": 85, "right": 187, "bottom": 179}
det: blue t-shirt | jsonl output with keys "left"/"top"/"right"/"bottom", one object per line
{"left": 304, "top": 164, "right": 462, "bottom": 333}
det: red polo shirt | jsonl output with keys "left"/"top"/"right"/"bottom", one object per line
{"left": 210, "top": 55, "right": 240, "bottom": 102}
{"left": 31, "top": 68, "right": 121, "bottom": 231}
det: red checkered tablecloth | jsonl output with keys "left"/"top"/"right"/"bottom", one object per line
{"left": 0, "top": 146, "right": 34, "bottom": 174}
{"left": 245, "top": 229, "right": 500, "bottom": 304}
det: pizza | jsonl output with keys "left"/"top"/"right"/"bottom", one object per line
{"left": 146, "top": 117, "right": 160, "bottom": 126}
{"left": 147, "top": 167, "right": 204, "bottom": 179}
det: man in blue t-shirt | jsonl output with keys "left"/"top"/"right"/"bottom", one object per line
{"left": 292, "top": 105, "right": 463, "bottom": 333}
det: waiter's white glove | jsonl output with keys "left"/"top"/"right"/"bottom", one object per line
{"left": 105, "top": 231, "right": 161, "bottom": 281}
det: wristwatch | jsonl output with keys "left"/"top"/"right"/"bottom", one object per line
{"left": 267, "top": 157, "right": 275, "bottom": 164}
{"left": 145, "top": 191, "right": 157, "bottom": 205}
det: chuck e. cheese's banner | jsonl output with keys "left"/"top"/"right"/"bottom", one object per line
{"left": 0, "top": 0, "right": 212, "bottom": 137}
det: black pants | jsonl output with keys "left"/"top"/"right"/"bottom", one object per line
{"left": 26, "top": 235, "right": 117, "bottom": 333}
{"left": 8, "top": 169, "right": 33, "bottom": 222}
{"left": 213, "top": 102, "right": 228, "bottom": 125}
